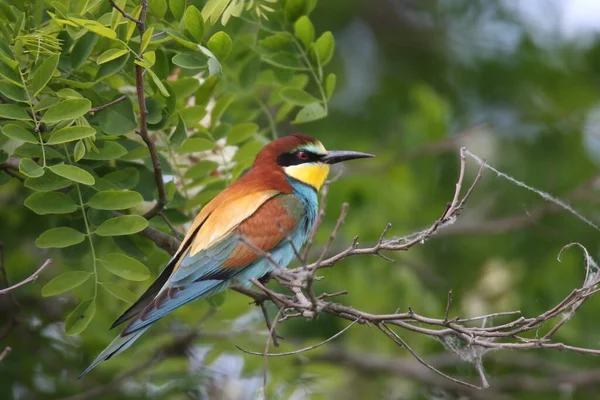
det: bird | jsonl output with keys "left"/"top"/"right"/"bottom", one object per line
{"left": 79, "top": 134, "right": 374, "bottom": 377}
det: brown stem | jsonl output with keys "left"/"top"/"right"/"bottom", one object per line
{"left": 110, "top": 0, "right": 167, "bottom": 220}
{"left": 89, "top": 95, "right": 127, "bottom": 114}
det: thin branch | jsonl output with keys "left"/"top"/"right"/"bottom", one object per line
{"left": 0, "top": 156, "right": 20, "bottom": 171}
{"left": 0, "top": 258, "right": 53, "bottom": 295}
{"left": 88, "top": 95, "right": 127, "bottom": 114}
{"left": 110, "top": 0, "right": 167, "bottom": 220}
{"left": 236, "top": 318, "right": 360, "bottom": 357}
{"left": 262, "top": 306, "right": 284, "bottom": 396}
{"left": 108, "top": 0, "right": 141, "bottom": 24}
{"left": 259, "top": 302, "right": 280, "bottom": 348}
{"left": 157, "top": 212, "right": 183, "bottom": 240}
{"left": 0, "top": 346, "right": 11, "bottom": 361}
{"left": 378, "top": 323, "right": 482, "bottom": 390}
{"left": 138, "top": 225, "right": 180, "bottom": 255}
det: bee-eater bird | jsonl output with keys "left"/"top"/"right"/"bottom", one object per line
{"left": 79, "top": 134, "right": 373, "bottom": 377}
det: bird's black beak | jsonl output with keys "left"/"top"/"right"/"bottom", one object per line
{"left": 321, "top": 150, "right": 375, "bottom": 164}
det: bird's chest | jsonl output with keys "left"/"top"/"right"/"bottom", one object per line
{"left": 290, "top": 180, "right": 319, "bottom": 240}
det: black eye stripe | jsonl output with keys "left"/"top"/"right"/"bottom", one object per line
{"left": 277, "top": 150, "right": 322, "bottom": 166}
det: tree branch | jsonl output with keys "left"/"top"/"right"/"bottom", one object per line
{"left": 0, "top": 258, "right": 53, "bottom": 295}
{"left": 109, "top": 0, "right": 168, "bottom": 220}
{"left": 108, "top": 0, "right": 141, "bottom": 24}
{"left": 88, "top": 95, "right": 127, "bottom": 114}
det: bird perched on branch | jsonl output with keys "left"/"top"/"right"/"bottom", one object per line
{"left": 80, "top": 134, "right": 373, "bottom": 377}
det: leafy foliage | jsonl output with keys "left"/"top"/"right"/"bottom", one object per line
{"left": 0, "top": 0, "right": 335, "bottom": 337}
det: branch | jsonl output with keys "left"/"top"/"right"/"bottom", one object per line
{"left": 0, "top": 156, "right": 20, "bottom": 171}
{"left": 88, "top": 95, "right": 127, "bottom": 114}
{"left": 109, "top": 0, "right": 167, "bottom": 220}
{"left": 0, "top": 258, "right": 53, "bottom": 295}
{"left": 138, "top": 225, "right": 180, "bottom": 255}
{"left": 0, "top": 346, "right": 11, "bottom": 362}
{"left": 108, "top": 0, "right": 141, "bottom": 25}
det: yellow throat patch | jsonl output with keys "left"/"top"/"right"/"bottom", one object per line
{"left": 284, "top": 163, "right": 330, "bottom": 190}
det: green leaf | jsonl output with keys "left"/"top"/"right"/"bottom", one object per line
{"left": 96, "top": 53, "right": 129, "bottom": 80}
{"left": 184, "top": 5, "right": 204, "bottom": 42}
{"left": 2, "top": 124, "right": 37, "bottom": 144}
{"left": 172, "top": 52, "right": 206, "bottom": 69}
{"left": 41, "top": 271, "right": 92, "bottom": 297}
{"left": 294, "top": 16, "right": 315, "bottom": 48}
{"left": 169, "top": 0, "right": 185, "bottom": 19}
{"left": 0, "top": 104, "right": 30, "bottom": 120}
{"left": 201, "top": 0, "right": 230, "bottom": 23}
{"left": 95, "top": 215, "right": 149, "bottom": 236}
{"left": 0, "top": 61, "right": 22, "bottom": 87}
{"left": 88, "top": 190, "right": 144, "bottom": 210}
{"left": 42, "top": 99, "right": 92, "bottom": 124}
{"left": 97, "top": 48, "right": 128, "bottom": 64}
{"left": 47, "top": 126, "right": 96, "bottom": 145}
{"left": 178, "top": 137, "right": 214, "bottom": 154}
{"left": 149, "top": 0, "right": 168, "bottom": 18}
{"left": 24, "top": 192, "right": 78, "bottom": 215}
{"left": 64, "top": 299, "right": 96, "bottom": 335}
{"left": 227, "top": 123, "right": 258, "bottom": 145}
{"left": 169, "top": 116, "right": 187, "bottom": 147}
{"left": 325, "top": 73, "right": 336, "bottom": 100}
{"left": 36, "top": 227, "right": 86, "bottom": 248}
{"left": 141, "top": 27, "right": 154, "bottom": 53}
{"left": 74, "top": 140, "right": 85, "bottom": 162}
{"left": 293, "top": 102, "right": 327, "bottom": 124}
{"left": 25, "top": 171, "right": 72, "bottom": 192}
{"left": 83, "top": 141, "right": 127, "bottom": 160}
{"left": 183, "top": 160, "right": 218, "bottom": 180}
{"left": 31, "top": 55, "right": 59, "bottom": 97}
{"left": 198, "top": 46, "right": 222, "bottom": 76}
{"left": 97, "top": 98, "right": 137, "bottom": 136}
{"left": 0, "top": 81, "right": 27, "bottom": 102}
{"left": 280, "top": 87, "right": 320, "bottom": 106}
{"left": 207, "top": 31, "right": 232, "bottom": 61}
{"left": 102, "top": 168, "right": 140, "bottom": 189}
{"left": 70, "top": 18, "right": 117, "bottom": 39}
{"left": 57, "top": 89, "right": 83, "bottom": 99}
{"left": 261, "top": 52, "right": 307, "bottom": 70}
{"left": 147, "top": 69, "right": 170, "bottom": 97}
{"left": 165, "top": 30, "right": 197, "bottom": 50}
{"left": 101, "top": 283, "right": 138, "bottom": 303}
{"left": 48, "top": 164, "right": 95, "bottom": 185}
{"left": 285, "top": 0, "right": 316, "bottom": 21}
{"left": 19, "top": 158, "right": 44, "bottom": 178}
{"left": 312, "top": 31, "right": 335, "bottom": 66}
{"left": 99, "top": 253, "right": 150, "bottom": 281}
{"left": 71, "top": 33, "right": 99, "bottom": 69}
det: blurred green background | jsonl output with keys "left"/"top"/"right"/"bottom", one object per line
{"left": 4, "top": 0, "right": 600, "bottom": 399}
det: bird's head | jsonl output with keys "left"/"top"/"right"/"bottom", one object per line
{"left": 253, "top": 134, "right": 374, "bottom": 191}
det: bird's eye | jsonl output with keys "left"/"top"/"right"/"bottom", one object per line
{"left": 297, "top": 151, "right": 309, "bottom": 161}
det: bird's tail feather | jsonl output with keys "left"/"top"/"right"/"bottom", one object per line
{"left": 78, "top": 326, "right": 150, "bottom": 379}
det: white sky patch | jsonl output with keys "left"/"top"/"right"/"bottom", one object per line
{"left": 507, "top": 0, "right": 600, "bottom": 40}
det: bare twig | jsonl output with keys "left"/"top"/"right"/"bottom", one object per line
{"left": 0, "top": 156, "right": 20, "bottom": 171}
{"left": 0, "top": 258, "right": 53, "bottom": 295}
{"left": 378, "top": 323, "right": 482, "bottom": 390}
{"left": 0, "top": 346, "right": 11, "bottom": 361}
{"left": 236, "top": 318, "right": 360, "bottom": 357}
{"left": 259, "top": 302, "right": 280, "bottom": 348}
{"left": 89, "top": 95, "right": 127, "bottom": 114}
{"left": 109, "top": 0, "right": 141, "bottom": 24}
{"left": 157, "top": 212, "right": 183, "bottom": 239}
